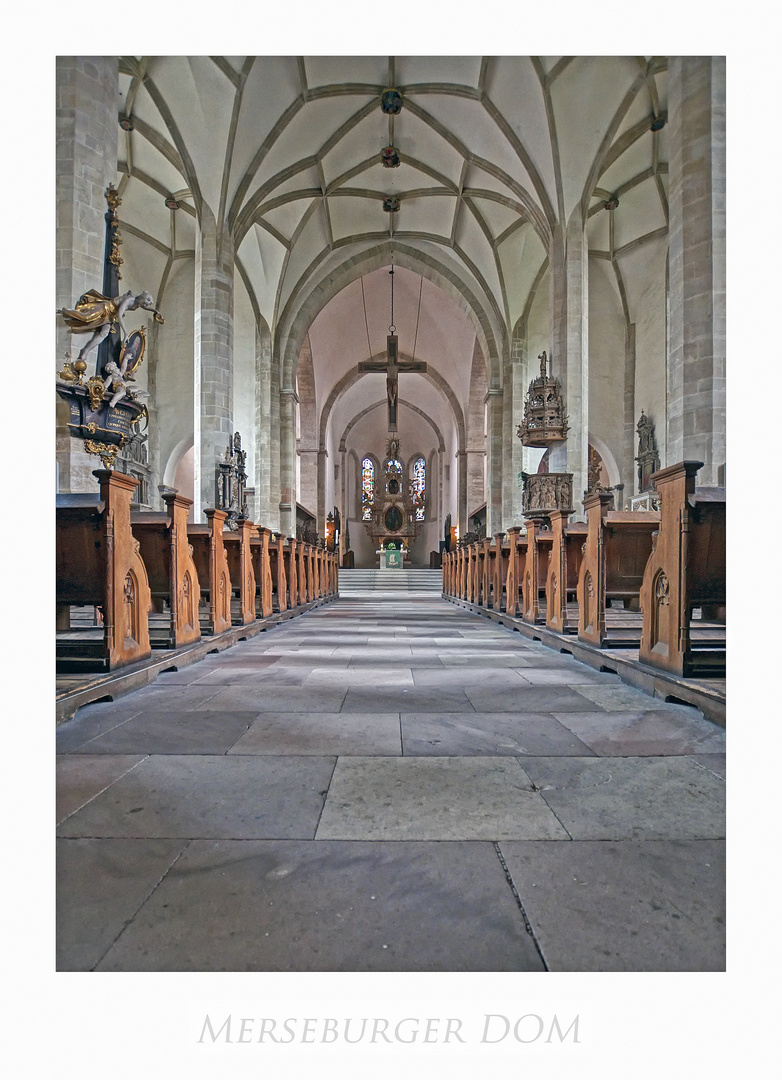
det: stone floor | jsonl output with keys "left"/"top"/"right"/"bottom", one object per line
{"left": 56, "top": 594, "right": 726, "bottom": 972}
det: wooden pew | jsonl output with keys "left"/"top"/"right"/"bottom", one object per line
{"left": 492, "top": 533, "right": 506, "bottom": 611}
{"left": 130, "top": 492, "right": 201, "bottom": 648}
{"left": 522, "top": 519, "right": 553, "bottom": 624}
{"left": 504, "top": 527, "right": 523, "bottom": 616}
{"left": 327, "top": 550, "right": 337, "bottom": 597}
{"left": 249, "top": 526, "right": 274, "bottom": 618}
{"left": 564, "top": 521, "right": 588, "bottom": 599}
{"left": 544, "top": 515, "right": 588, "bottom": 633}
{"left": 286, "top": 537, "right": 299, "bottom": 608}
{"left": 222, "top": 518, "right": 257, "bottom": 626}
{"left": 56, "top": 469, "right": 152, "bottom": 671}
{"left": 545, "top": 510, "right": 570, "bottom": 633}
{"left": 297, "top": 540, "right": 308, "bottom": 605}
{"left": 270, "top": 534, "right": 288, "bottom": 612}
{"left": 187, "top": 508, "right": 232, "bottom": 635}
{"left": 544, "top": 514, "right": 587, "bottom": 630}
{"left": 639, "top": 460, "right": 726, "bottom": 676}
{"left": 577, "top": 490, "right": 660, "bottom": 647}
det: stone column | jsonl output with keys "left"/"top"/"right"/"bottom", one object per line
{"left": 456, "top": 450, "right": 468, "bottom": 536}
{"left": 339, "top": 444, "right": 348, "bottom": 560}
{"left": 194, "top": 207, "right": 234, "bottom": 518}
{"left": 667, "top": 57, "right": 726, "bottom": 485}
{"left": 549, "top": 210, "right": 589, "bottom": 515}
{"left": 316, "top": 448, "right": 328, "bottom": 535}
{"left": 279, "top": 388, "right": 297, "bottom": 538}
{"left": 485, "top": 387, "right": 504, "bottom": 535}
{"left": 56, "top": 56, "right": 119, "bottom": 492}
{"left": 506, "top": 329, "right": 527, "bottom": 524}
{"left": 254, "top": 321, "right": 273, "bottom": 526}
{"left": 623, "top": 322, "right": 637, "bottom": 494}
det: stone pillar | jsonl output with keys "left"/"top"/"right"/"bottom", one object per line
{"left": 549, "top": 210, "right": 589, "bottom": 514}
{"left": 456, "top": 450, "right": 468, "bottom": 536}
{"left": 623, "top": 323, "right": 637, "bottom": 494}
{"left": 315, "top": 448, "right": 328, "bottom": 535}
{"left": 667, "top": 57, "right": 726, "bottom": 485}
{"left": 56, "top": 56, "right": 119, "bottom": 492}
{"left": 485, "top": 387, "right": 504, "bottom": 535}
{"left": 254, "top": 321, "right": 273, "bottom": 526}
{"left": 506, "top": 329, "right": 527, "bottom": 524}
{"left": 279, "top": 388, "right": 297, "bottom": 538}
{"left": 194, "top": 207, "right": 234, "bottom": 518}
{"left": 339, "top": 445, "right": 348, "bottom": 559}
{"left": 270, "top": 353, "right": 282, "bottom": 532}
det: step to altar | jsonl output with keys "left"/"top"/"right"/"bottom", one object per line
{"left": 338, "top": 569, "right": 443, "bottom": 594}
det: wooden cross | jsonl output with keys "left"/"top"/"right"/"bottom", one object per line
{"left": 358, "top": 334, "right": 427, "bottom": 432}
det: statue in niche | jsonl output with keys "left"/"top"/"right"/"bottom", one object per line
{"left": 635, "top": 411, "right": 660, "bottom": 492}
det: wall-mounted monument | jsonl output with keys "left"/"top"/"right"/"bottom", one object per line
{"left": 56, "top": 184, "right": 163, "bottom": 470}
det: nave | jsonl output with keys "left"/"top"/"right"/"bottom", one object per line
{"left": 56, "top": 593, "right": 725, "bottom": 972}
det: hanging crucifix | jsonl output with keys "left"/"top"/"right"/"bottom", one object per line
{"left": 357, "top": 266, "right": 426, "bottom": 432}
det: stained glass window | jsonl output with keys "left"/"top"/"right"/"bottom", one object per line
{"left": 361, "top": 457, "right": 374, "bottom": 520}
{"left": 412, "top": 456, "right": 426, "bottom": 520}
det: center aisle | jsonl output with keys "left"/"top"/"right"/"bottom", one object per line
{"left": 56, "top": 594, "right": 726, "bottom": 971}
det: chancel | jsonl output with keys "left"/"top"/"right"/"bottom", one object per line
{"left": 55, "top": 55, "right": 726, "bottom": 974}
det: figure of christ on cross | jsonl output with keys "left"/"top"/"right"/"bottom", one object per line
{"left": 358, "top": 334, "right": 427, "bottom": 432}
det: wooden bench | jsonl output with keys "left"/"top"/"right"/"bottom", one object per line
{"left": 250, "top": 526, "right": 274, "bottom": 618}
{"left": 577, "top": 490, "right": 660, "bottom": 647}
{"left": 56, "top": 469, "right": 152, "bottom": 671}
{"left": 187, "top": 508, "right": 232, "bottom": 635}
{"left": 522, "top": 519, "right": 553, "bottom": 624}
{"left": 285, "top": 537, "right": 300, "bottom": 608}
{"left": 222, "top": 518, "right": 257, "bottom": 626}
{"left": 130, "top": 492, "right": 201, "bottom": 648}
{"left": 491, "top": 533, "right": 507, "bottom": 611}
{"left": 269, "top": 533, "right": 288, "bottom": 612}
{"left": 503, "top": 527, "right": 526, "bottom": 616}
{"left": 639, "top": 461, "right": 726, "bottom": 676}
{"left": 545, "top": 514, "right": 588, "bottom": 633}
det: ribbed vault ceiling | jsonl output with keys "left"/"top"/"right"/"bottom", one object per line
{"left": 117, "top": 55, "right": 669, "bottom": 346}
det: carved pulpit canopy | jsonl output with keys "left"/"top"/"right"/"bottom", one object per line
{"left": 516, "top": 350, "right": 569, "bottom": 447}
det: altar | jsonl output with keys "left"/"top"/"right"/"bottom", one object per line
{"left": 376, "top": 546, "right": 407, "bottom": 569}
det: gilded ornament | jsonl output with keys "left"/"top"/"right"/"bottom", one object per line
{"left": 105, "top": 184, "right": 122, "bottom": 213}
{"left": 84, "top": 440, "right": 120, "bottom": 469}
{"left": 86, "top": 376, "right": 107, "bottom": 411}
{"left": 56, "top": 362, "right": 77, "bottom": 383}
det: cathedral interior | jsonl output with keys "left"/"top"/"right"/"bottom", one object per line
{"left": 49, "top": 52, "right": 734, "bottom": 1045}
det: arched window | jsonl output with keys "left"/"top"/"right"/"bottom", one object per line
{"left": 361, "top": 457, "right": 375, "bottom": 520}
{"left": 411, "top": 456, "right": 426, "bottom": 521}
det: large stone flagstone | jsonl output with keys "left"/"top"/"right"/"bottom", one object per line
{"left": 57, "top": 755, "right": 337, "bottom": 839}
{"left": 316, "top": 757, "right": 570, "bottom": 840}
{"left": 499, "top": 838, "right": 725, "bottom": 971}
{"left": 521, "top": 756, "right": 725, "bottom": 840}
{"left": 93, "top": 839, "right": 547, "bottom": 972}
